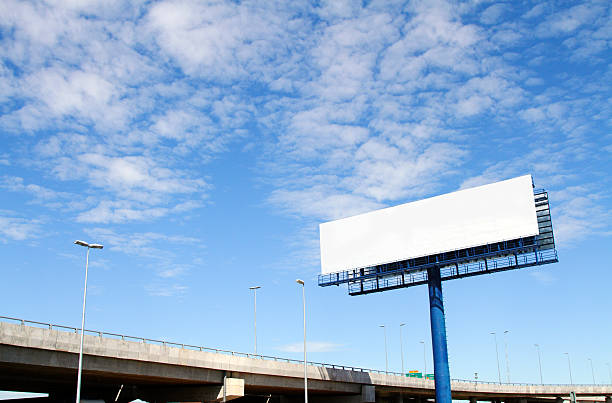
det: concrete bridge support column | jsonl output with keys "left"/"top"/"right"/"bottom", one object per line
{"left": 362, "top": 385, "right": 375, "bottom": 403}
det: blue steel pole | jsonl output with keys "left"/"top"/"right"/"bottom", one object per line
{"left": 427, "top": 266, "right": 451, "bottom": 403}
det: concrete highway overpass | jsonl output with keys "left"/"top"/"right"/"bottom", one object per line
{"left": 1, "top": 317, "right": 610, "bottom": 403}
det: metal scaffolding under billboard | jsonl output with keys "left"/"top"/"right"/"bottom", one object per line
{"left": 317, "top": 174, "right": 558, "bottom": 403}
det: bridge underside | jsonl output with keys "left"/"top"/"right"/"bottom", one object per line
{"left": 0, "top": 344, "right": 608, "bottom": 403}
{"left": 0, "top": 344, "right": 366, "bottom": 403}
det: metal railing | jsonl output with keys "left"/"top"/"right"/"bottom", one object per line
{"left": 347, "top": 249, "right": 558, "bottom": 295}
{"left": 0, "top": 315, "right": 608, "bottom": 387}
{"left": 320, "top": 242, "right": 552, "bottom": 288}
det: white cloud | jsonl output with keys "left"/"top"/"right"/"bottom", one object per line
{"left": 480, "top": 4, "right": 508, "bottom": 25}
{"left": 0, "top": 215, "right": 41, "bottom": 241}
{"left": 549, "top": 188, "right": 611, "bottom": 246}
{"left": 144, "top": 0, "right": 292, "bottom": 80}
{"left": 491, "top": 28, "right": 523, "bottom": 46}
{"left": 1, "top": 0, "right": 247, "bottom": 225}
{"left": 349, "top": 141, "right": 467, "bottom": 201}
{"left": 263, "top": 1, "right": 492, "bottom": 224}
{"left": 1, "top": 0, "right": 610, "bottom": 256}
{"left": 456, "top": 95, "right": 493, "bottom": 116}
{"left": 79, "top": 154, "right": 207, "bottom": 196}
{"left": 316, "top": 0, "right": 361, "bottom": 20}
{"left": 522, "top": 4, "right": 546, "bottom": 19}
{"left": 84, "top": 228, "right": 199, "bottom": 297}
{"left": 269, "top": 186, "right": 384, "bottom": 222}
{"left": 145, "top": 283, "right": 188, "bottom": 297}
{"left": 76, "top": 201, "right": 169, "bottom": 224}
{"left": 0, "top": 176, "right": 70, "bottom": 202}
{"left": 28, "top": 68, "right": 116, "bottom": 117}
{"left": 536, "top": 3, "right": 604, "bottom": 37}
{"left": 85, "top": 227, "right": 199, "bottom": 257}
{"left": 378, "top": 6, "right": 481, "bottom": 83}
{"left": 158, "top": 267, "right": 187, "bottom": 278}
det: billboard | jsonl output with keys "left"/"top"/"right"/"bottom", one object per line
{"left": 319, "top": 175, "right": 539, "bottom": 275}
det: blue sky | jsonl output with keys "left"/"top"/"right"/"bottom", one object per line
{"left": 0, "top": 0, "right": 611, "bottom": 391}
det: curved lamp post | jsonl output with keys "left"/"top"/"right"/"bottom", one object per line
{"left": 379, "top": 325, "right": 388, "bottom": 373}
{"left": 534, "top": 344, "right": 543, "bottom": 384}
{"left": 296, "top": 279, "right": 307, "bottom": 403}
{"left": 588, "top": 358, "right": 595, "bottom": 384}
{"left": 564, "top": 352, "right": 573, "bottom": 385}
{"left": 490, "top": 332, "right": 501, "bottom": 384}
{"left": 249, "top": 286, "right": 261, "bottom": 355}
{"left": 399, "top": 323, "right": 406, "bottom": 375}
{"left": 420, "top": 340, "right": 426, "bottom": 378}
{"left": 74, "top": 240, "right": 103, "bottom": 403}
{"left": 503, "top": 330, "right": 511, "bottom": 383}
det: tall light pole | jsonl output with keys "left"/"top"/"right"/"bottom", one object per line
{"left": 420, "top": 340, "right": 426, "bottom": 378}
{"left": 588, "top": 358, "right": 596, "bottom": 384}
{"left": 249, "top": 286, "right": 261, "bottom": 355}
{"left": 564, "top": 352, "right": 573, "bottom": 385}
{"left": 503, "top": 330, "right": 511, "bottom": 383}
{"left": 399, "top": 323, "right": 406, "bottom": 375}
{"left": 74, "top": 240, "right": 103, "bottom": 403}
{"left": 296, "top": 279, "right": 307, "bottom": 403}
{"left": 379, "top": 325, "right": 388, "bottom": 373}
{"left": 490, "top": 332, "right": 501, "bottom": 384}
{"left": 534, "top": 344, "right": 543, "bottom": 384}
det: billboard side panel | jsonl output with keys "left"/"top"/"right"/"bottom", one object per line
{"left": 320, "top": 175, "right": 539, "bottom": 274}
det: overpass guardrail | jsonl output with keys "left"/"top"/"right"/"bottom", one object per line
{"left": 1, "top": 315, "right": 608, "bottom": 388}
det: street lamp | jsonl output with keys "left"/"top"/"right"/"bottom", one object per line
{"left": 296, "top": 279, "right": 307, "bottom": 403}
{"left": 249, "top": 286, "right": 261, "bottom": 355}
{"left": 564, "top": 353, "right": 573, "bottom": 385}
{"left": 73, "top": 240, "right": 103, "bottom": 403}
{"left": 534, "top": 344, "right": 543, "bottom": 384}
{"left": 420, "top": 340, "right": 426, "bottom": 378}
{"left": 379, "top": 325, "right": 388, "bottom": 373}
{"left": 503, "top": 330, "right": 511, "bottom": 383}
{"left": 588, "top": 358, "right": 595, "bottom": 384}
{"left": 490, "top": 332, "right": 501, "bottom": 384}
{"left": 399, "top": 323, "right": 406, "bottom": 375}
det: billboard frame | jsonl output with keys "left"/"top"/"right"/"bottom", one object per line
{"left": 319, "top": 188, "right": 556, "bottom": 294}
{"left": 317, "top": 180, "right": 558, "bottom": 403}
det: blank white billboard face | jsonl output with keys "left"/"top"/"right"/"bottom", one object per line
{"left": 319, "top": 175, "right": 539, "bottom": 274}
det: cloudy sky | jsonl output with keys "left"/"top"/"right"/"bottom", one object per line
{"left": 1, "top": 0, "right": 611, "bottom": 390}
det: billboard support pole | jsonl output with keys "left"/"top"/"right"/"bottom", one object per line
{"left": 427, "top": 266, "right": 451, "bottom": 403}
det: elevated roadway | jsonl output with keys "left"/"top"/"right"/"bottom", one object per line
{"left": 0, "top": 318, "right": 610, "bottom": 403}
